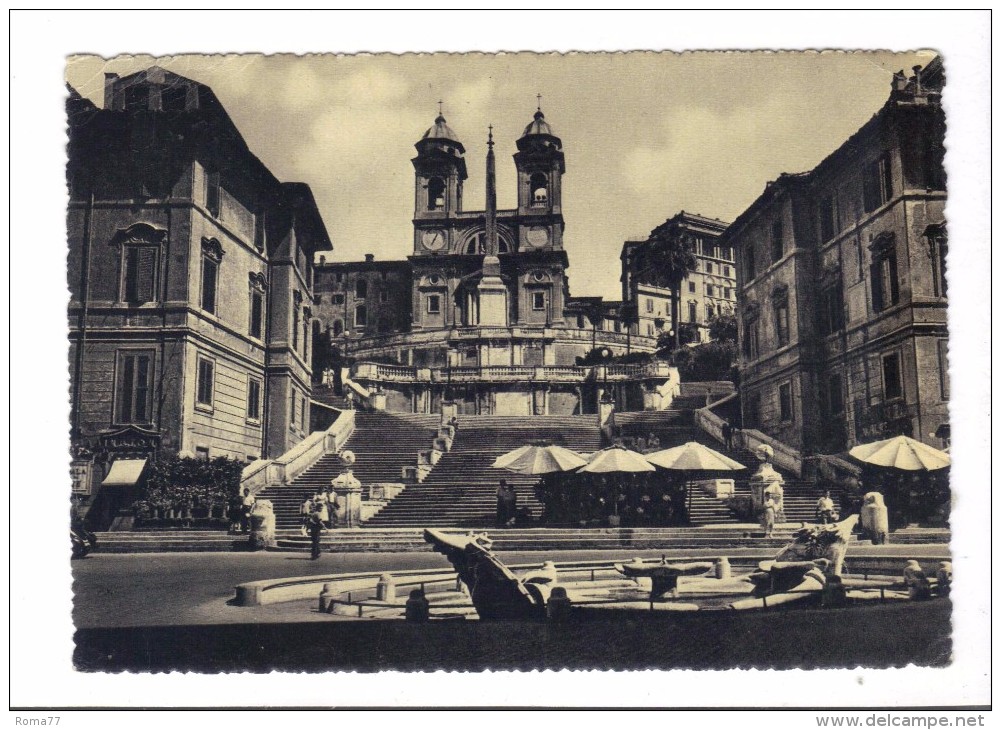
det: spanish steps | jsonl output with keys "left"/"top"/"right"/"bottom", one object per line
{"left": 364, "top": 414, "right": 605, "bottom": 528}
{"left": 258, "top": 411, "right": 440, "bottom": 529}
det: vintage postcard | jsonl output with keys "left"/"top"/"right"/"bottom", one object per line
{"left": 9, "top": 11, "right": 991, "bottom": 714}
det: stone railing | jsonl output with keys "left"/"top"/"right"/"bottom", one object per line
{"left": 353, "top": 362, "right": 417, "bottom": 382}
{"left": 679, "top": 381, "right": 737, "bottom": 402}
{"left": 353, "top": 360, "right": 679, "bottom": 386}
{"left": 241, "top": 409, "right": 356, "bottom": 494}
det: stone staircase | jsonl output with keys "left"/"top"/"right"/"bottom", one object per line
{"left": 257, "top": 411, "right": 441, "bottom": 529}
{"left": 363, "top": 414, "right": 605, "bottom": 528}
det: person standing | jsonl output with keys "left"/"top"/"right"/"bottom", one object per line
{"left": 241, "top": 489, "right": 256, "bottom": 533}
{"left": 308, "top": 506, "right": 325, "bottom": 560}
{"left": 815, "top": 491, "right": 836, "bottom": 524}
{"left": 721, "top": 420, "right": 734, "bottom": 452}
{"left": 496, "top": 480, "right": 509, "bottom": 527}
{"left": 300, "top": 496, "right": 313, "bottom": 536}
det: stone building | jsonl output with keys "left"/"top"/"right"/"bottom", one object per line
{"left": 620, "top": 212, "right": 736, "bottom": 344}
{"left": 67, "top": 68, "right": 332, "bottom": 507}
{"left": 726, "top": 58, "right": 947, "bottom": 454}
{"left": 312, "top": 108, "right": 672, "bottom": 416}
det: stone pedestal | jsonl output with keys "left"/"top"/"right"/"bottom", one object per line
{"left": 369, "top": 391, "right": 387, "bottom": 411}
{"left": 598, "top": 398, "right": 614, "bottom": 427}
{"left": 477, "top": 256, "right": 509, "bottom": 327}
{"left": 748, "top": 444, "right": 785, "bottom": 522}
{"left": 441, "top": 400, "right": 458, "bottom": 424}
{"left": 248, "top": 499, "right": 277, "bottom": 550}
{"left": 331, "top": 468, "right": 362, "bottom": 528}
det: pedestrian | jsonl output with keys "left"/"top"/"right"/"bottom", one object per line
{"left": 345, "top": 389, "right": 355, "bottom": 410}
{"left": 722, "top": 420, "right": 733, "bottom": 452}
{"left": 815, "top": 490, "right": 836, "bottom": 524}
{"left": 647, "top": 432, "right": 660, "bottom": 450}
{"left": 324, "top": 488, "right": 338, "bottom": 528}
{"left": 300, "top": 496, "right": 312, "bottom": 536}
{"left": 761, "top": 497, "right": 776, "bottom": 538}
{"left": 307, "top": 506, "right": 325, "bottom": 560}
{"left": 315, "top": 495, "right": 329, "bottom": 527}
{"left": 241, "top": 489, "right": 256, "bottom": 533}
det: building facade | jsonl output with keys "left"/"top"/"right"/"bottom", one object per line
{"left": 67, "top": 68, "right": 332, "bottom": 506}
{"left": 312, "top": 109, "right": 671, "bottom": 416}
{"left": 726, "top": 59, "right": 947, "bottom": 454}
{"left": 620, "top": 212, "right": 736, "bottom": 344}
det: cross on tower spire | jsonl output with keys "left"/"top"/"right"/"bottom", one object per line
{"left": 537, "top": 93, "right": 542, "bottom": 111}
{"left": 437, "top": 100, "right": 443, "bottom": 115}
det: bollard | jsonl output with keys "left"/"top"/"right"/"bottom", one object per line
{"left": 404, "top": 589, "right": 431, "bottom": 623}
{"left": 318, "top": 582, "right": 336, "bottom": 612}
{"left": 546, "top": 587, "right": 572, "bottom": 622}
{"left": 715, "top": 557, "right": 731, "bottom": 580}
{"left": 376, "top": 573, "right": 396, "bottom": 602}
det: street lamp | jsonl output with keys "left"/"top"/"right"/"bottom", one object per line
{"left": 600, "top": 346, "right": 613, "bottom": 403}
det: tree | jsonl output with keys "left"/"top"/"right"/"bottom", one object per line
{"left": 632, "top": 224, "right": 698, "bottom": 349}
{"left": 619, "top": 303, "right": 639, "bottom": 354}
{"left": 584, "top": 300, "right": 605, "bottom": 351}
{"left": 708, "top": 311, "right": 737, "bottom": 343}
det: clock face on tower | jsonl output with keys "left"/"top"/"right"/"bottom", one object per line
{"left": 526, "top": 226, "right": 550, "bottom": 248}
{"left": 421, "top": 229, "right": 447, "bottom": 251}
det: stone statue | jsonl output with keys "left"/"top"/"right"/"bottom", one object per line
{"left": 749, "top": 443, "right": 785, "bottom": 524}
{"left": 248, "top": 498, "right": 277, "bottom": 550}
{"left": 935, "top": 561, "right": 952, "bottom": 597}
{"left": 331, "top": 451, "right": 362, "bottom": 527}
{"left": 860, "top": 491, "right": 889, "bottom": 545}
{"left": 904, "top": 560, "right": 932, "bottom": 600}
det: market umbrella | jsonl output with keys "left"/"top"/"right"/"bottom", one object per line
{"left": 579, "top": 445, "right": 656, "bottom": 474}
{"left": 491, "top": 444, "right": 588, "bottom": 475}
{"left": 848, "top": 435, "right": 951, "bottom": 471}
{"left": 645, "top": 441, "right": 746, "bottom": 472}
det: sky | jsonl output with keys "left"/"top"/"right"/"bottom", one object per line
{"left": 66, "top": 50, "right": 935, "bottom": 300}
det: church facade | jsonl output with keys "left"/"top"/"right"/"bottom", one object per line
{"left": 312, "top": 109, "right": 674, "bottom": 416}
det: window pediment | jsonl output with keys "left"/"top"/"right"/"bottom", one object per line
{"left": 201, "top": 237, "right": 225, "bottom": 261}
{"left": 771, "top": 284, "right": 789, "bottom": 303}
{"left": 868, "top": 231, "right": 896, "bottom": 254}
{"left": 110, "top": 222, "right": 167, "bottom": 248}
{"left": 248, "top": 272, "right": 268, "bottom": 290}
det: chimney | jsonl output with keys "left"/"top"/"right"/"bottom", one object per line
{"left": 365, "top": 253, "right": 375, "bottom": 263}
{"left": 103, "top": 72, "right": 119, "bottom": 109}
{"left": 912, "top": 65, "right": 923, "bottom": 94}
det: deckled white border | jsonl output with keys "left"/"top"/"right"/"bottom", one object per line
{"left": 9, "top": 9, "right": 990, "bottom": 716}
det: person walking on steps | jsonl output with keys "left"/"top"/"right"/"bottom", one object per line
{"left": 722, "top": 420, "right": 734, "bottom": 452}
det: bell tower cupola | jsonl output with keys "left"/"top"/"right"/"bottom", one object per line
{"left": 514, "top": 98, "right": 566, "bottom": 251}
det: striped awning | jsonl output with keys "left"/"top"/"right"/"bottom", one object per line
{"left": 102, "top": 459, "right": 148, "bottom": 487}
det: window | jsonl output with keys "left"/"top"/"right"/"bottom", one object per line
{"left": 205, "top": 171, "right": 220, "bottom": 218}
{"left": 771, "top": 220, "right": 783, "bottom": 263}
{"left": 745, "top": 242, "right": 756, "bottom": 281}
{"left": 355, "top": 305, "right": 367, "bottom": 328}
{"left": 161, "top": 85, "right": 187, "bottom": 112}
{"left": 380, "top": 290, "right": 389, "bottom": 303}
{"left": 355, "top": 279, "right": 367, "bottom": 299}
{"left": 301, "top": 396, "right": 307, "bottom": 431}
{"left": 863, "top": 153, "right": 893, "bottom": 213}
{"left": 927, "top": 225, "right": 948, "bottom": 298}
{"left": 646, "top": 298, "right": 654, "bottom": 313}
{"left": 292, "top": 304, "right": 299, "bottom": 350}
{"left": 694, "top": 237, "right": 703, "bottom": 256}
{"left": 882, "top": 352, "right": 903, "bottom": 401}
{"left": 332, "top": 319, "right": 343, "bottom": 336}
{"left": 200, "top": 239, "right": 223, "bottom": 315}
{"left": 742, "top": 319, "right": 759, "bottom": 359}
{"left": 688, "top": 281, "right": 696, "bottom": 293}
{"left": 124, "top": 85, "right": 149, "bottom": 112}
{"left": 195, "top": 446, "right": 210, "bottom": 461}
{"left": 826, "top": 373, "right": 844, "bottom": 416}
{"left": 819, "top": 195, "right": 837, "bottom": 242}
{"left": 723, "top": 265, "right": 730, "bottom": 277}
{"left": 427, "top": 294, "right": 441, "bottom": 314}
{"left": 724, "top": 287, "right": 731, "bottom": 299}
{"left": 778, "top": 382, "right": 794, "bottom": 423}
{"left": 115, "top": 351, "right": 154, "bottom": 424}
{"left": 249, "top": 274, "right": 266, "bottom": 339}
{"left": 196, "top": 356, "right": 214, "bottom": 409}
{"left": 706, "top": 262, "right": 713, "bottom": 274}
{"left": 724, "top": 246, "right": 734, "bottom": 262}
{"left": 871, "top": 237, "right": 900, "bottom": 312}
{"left": 688, "top": 301, "right": 697, "bottom": 323}
{"left": 818, "top": 283, "right": 844, "bottom": 336}
{"left": 427, "top": 177, "right": 445, "bottom": 210}
{"left": 121, "top": 246, "right": 157, "bottom": 304}
{"left": 333, "top": 293, "right": 345, "bottom": 305}
{"left": 706, "top": 284, "right": 714, "bottom": 297}
{"left": 774, "top": 300, "right": 789, "bottom": 347}
{"left": 745, "top": 391, "right": 761, "bottom": 428}
{"left": 938, "top": 339, "right": 949, "bottom": 400}
{"left": 706, "top": 303, "right": 715, "bottom": 321}
{"left": 532, "top": 292, "right": 546, "bottom": 311}
{"left": 247, "top": 378, "right": 262, "bottom": 422}
{"left": 290, "top": 391, "right": 297, "bottom": 431}
{"left": 647, "top": 323, "right": 654, "bottom": 336}
{"left": 577, "top": 314, "right": 586, "bottom": 329}
{"left": 254, "top": 212, "right": 265, "bottom": 251}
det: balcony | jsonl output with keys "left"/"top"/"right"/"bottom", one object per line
{"left": 350, "top": 360, "right": 677, "bottom": 385}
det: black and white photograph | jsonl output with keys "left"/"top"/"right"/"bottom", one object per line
{"left": 9, "top": 9, "right": 991, "bottom": 718}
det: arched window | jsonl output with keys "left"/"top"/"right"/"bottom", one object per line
{"left": 530, "top": 172, "right": 548, "bottom": 206}
{"left": 355, "top": 305, "right": 367, "bottom": 329}
{"left": 355, "top": 278, "right": 367, "bottom": 299}
{"left": 332, "top": 319, "right": 343, "bottom": 336}
{"left": 466, "top": 232, "right": 484, "bottom": 254}
{"left": 427, "top": 177, "right": 446, "bottom": 210}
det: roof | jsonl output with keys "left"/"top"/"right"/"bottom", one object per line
{"left": 522, "top": 109, "right": 557, "bottom": 139}
{"left": 421, "top": 114, "right": 463, "bottom": 148}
